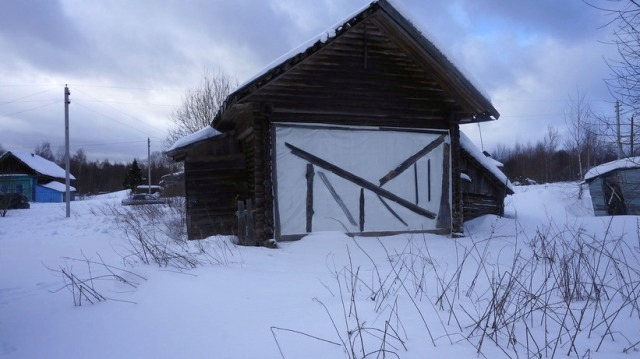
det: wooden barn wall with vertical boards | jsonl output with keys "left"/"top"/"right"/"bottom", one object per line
{"left": 182, "top": 133, "right": 247, "bottom": 240}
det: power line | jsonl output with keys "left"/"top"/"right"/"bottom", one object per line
{"left": 72, "top": 84, "right": 185, "bottom": 92}
{"left": 72, "top": 87, "right": 168, "bottom": 134}
{"left": 72, "top": 99, "right": 178, "bottom": 107}
{"left": 0, "top": 87, "right": 57, "bottom": 105}
{"left": 0, "top": 101, "right": 57, "bottom": 120}
{"left": 73, "top": 100, "right": 165, "bottom": 138}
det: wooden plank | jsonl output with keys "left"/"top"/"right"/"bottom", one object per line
{"left": 274, "top": 122, "right": 448, "bottom": 135}
{"left": 246, "top": 200, "right": 256, "bottom": 246}
{"left": 237, "top": 201, "right": 246, "bottom": 245}
{"left": 272, "top": 112, "right": 450, "bottom": 127}
{"left": 359, "top": 188, "right": 365, "bottom": 232}
{"left": 378, "top": 134, "right": 445, "bottom": 186}
{"left": 285, "top": 142, "right": 436, "bottom": 219}
{"left": 279, "top": 228, "right": 450, "bottom": 242}
{"left": 348, "top": 229, "right": 450, "bottom": 237}
{"left": 376, "top": 195, "right": 408, "bottom": 226}
{"left": 306, "top": 164, "right": 314, "bottom": 233}
{"left": 436, "top": 143, "right": 451, "bottom": 229}
{"left": 427, "top": 158, "right": 431, "bottom": 202}
{"left": 317, "top": 171, "right": 357, "bottom": 226}
{"left": 271, "top": 125, "right": 282, "bottom": 241}
{"left": 414, "top": 163, "right": 418, "bottom": 205}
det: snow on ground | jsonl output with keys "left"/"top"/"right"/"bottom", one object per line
{"left": 1, "top": 183, "right": 640, "bottom": 358}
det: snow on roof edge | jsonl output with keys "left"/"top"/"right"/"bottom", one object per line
{"left": 381, "top": 0, "right": 494, "bottom": 109}
{"left": 167, "top": 126, "right": 221, "bottom": 152}
{"left": 459, "top": 131, "right": 513, "bottom": 192}
{"left": 234, "top": 2, "right": 372, "bottom": 92}
{"left": 41, "top": 181, "right": 76, "bottom": 192}
{"left": 227, "top": 0, "right": 495, "bottom": 118}
{"left": 2, "top": 151, "right": 75, "bottom": 180}
{"left": 584, "top": 156, "right": 640, "bottom": 181}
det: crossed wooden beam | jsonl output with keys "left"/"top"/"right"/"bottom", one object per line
{"left": 285, "top": 137, "right": 445, "bottom": 222}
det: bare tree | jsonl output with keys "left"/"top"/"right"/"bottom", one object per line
{"left": 165, "top": 69, "right": 236, "bottom": 148}
{"left": 587, "top": 1, "right": 640, "bottom": 111}
{"left": 34, "top": 141, "right": 55, "bottom": 161}
{"left": 565, "top": 91, "right": 593, "bottom": 179}
{"left": 543, "top": 125, "right": 561, "bottom": 182}
{"left": 584, "top": 1, "right": 640, "bottom": 157}
{"left": 492, "top": 143, "right": 510, "bottom": 163}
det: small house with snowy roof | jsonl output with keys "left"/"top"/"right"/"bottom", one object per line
{"left": 584, "top": 157, "right": 640, "bottom": 216}
{"left": 0, "top": 151, "right": 76, "bottom": 203}
{"left": 167, "top": 0, "right": 512, "bottom": 242}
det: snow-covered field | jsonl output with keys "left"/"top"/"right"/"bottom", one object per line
{"left": 1, "top": 183, "right": 639, "bottom": 358}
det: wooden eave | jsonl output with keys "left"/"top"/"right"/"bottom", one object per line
{"left": 375, "top": 1, "right": 499, "bottom": 121}
{"left": 214, "top": 0, "right": 498, "bottom": 130}
{"left": 0, "top": 153, "right": 39, "bottom": 178}
{"left": 166, "top": 132, "right": 233, "bottom": 162}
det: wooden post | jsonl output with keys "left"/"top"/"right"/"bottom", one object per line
{"left": 245, "top": 199, "right": 255, "bottom": 246}
{"left": 237, "top": 201, "right": 246, "bottom": 245}
{"left": 359, "top": 188, "right": 365, "bottom": 232}
{"left": 436, "top": 143, "right": 451, "bottom": 230}
{"left": 413, "top": 163, "right": 418, "bottom": 205}
{"left": 237, "top": 200, "right": 256, "bottom": 246}
{"left": 305, "top": 164, "right": 314, "bottom": 233}
{"left": 427, "top": 159, "right": 431, "bottom": 202}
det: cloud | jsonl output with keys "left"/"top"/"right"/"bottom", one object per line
{"left": 0, "top": 0, "right": 623, "bottom": 162}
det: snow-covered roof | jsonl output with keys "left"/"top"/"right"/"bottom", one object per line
{"left": 584, "top": 157, "right": 640, "bottom": 181}
{"left": 1, "top": 151, "right": 75, "bottom": 180}
{"left": 41, "top": 181, "right": 76, "bottom": 192}
{"left": 459, "top": 132, "right": 514, "bottom": 192}
{"left": 167, "top": 126, "right": 220, "bottom": 152}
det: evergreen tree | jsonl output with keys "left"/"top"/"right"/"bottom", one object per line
{"left": 123, "top": 159, "right": 143, "bottom": 193}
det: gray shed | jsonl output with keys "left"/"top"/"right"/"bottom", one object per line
{"left": 584, "top": 157, "right": 640, "bottom": 216}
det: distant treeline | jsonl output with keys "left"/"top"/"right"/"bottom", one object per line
{"left": 0, "top": 142, "right": 180, "bottom": 195}
{"left": 492, "top": 126, "right": 619, "bottom": 184}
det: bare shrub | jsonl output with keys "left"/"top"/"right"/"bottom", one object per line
{"left": 94, "top": 200, "right": 241, "bottom": 269}
{"left": 46, "top": 252, "right": 146, "bottom": 306}
{"left": 298, "top": 217, "right": 640, "bottom": 358}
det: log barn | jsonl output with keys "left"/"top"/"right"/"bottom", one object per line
{"left": 167, "top": 0, "right": 512, "bottom": 243}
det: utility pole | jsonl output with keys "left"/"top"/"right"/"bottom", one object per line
{"left": 616, "top": 100, "right": 623, "bottom": 159}
{"left": 147, "top": 137, "right": 151, "bottom": 195}
{"left": 64, "top": 85, "right": 71, "bottom": 218}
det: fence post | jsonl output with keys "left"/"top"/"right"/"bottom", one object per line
{"left": 237, "top": 199, "right": 256, "bottom": 246}
{"left": 237, "top": 201, "right": 246, "bottom": 245}
{"left": 245, "top": 199, "right": 256, "bottom": 246}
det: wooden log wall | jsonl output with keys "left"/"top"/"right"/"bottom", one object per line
{"left": 241, "top": 18, "right": 461, "bottom": 130}
{"left": 462, "top": 193, "right": 502, "bottom": 220}
{"left": 184, "top": 135, "right": 247, "bottom": 240}
{"left": 230, "top": 104, "right": 275, "bottom": 244}
{"left": 459, "top": 152, "right": 508, "bottom": 223}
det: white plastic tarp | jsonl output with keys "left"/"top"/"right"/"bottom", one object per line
{"left": 274, "top": 125, "right": 450, "bottom": 236}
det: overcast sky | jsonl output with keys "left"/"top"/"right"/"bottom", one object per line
{"left": 0, "top": 0, "right": 623, "bottom": 163}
